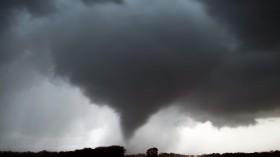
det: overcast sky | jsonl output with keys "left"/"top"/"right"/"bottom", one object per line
{"left": 1, "top": 0, "right": 280, "bottom": 154}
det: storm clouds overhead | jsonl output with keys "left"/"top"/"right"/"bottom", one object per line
{"left": 1, "top": 0, "right": 280, "bottom": 153}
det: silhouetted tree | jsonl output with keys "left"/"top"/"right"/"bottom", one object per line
{"left": 146, "top": 147, "right": 158, "bottom": 157}
{"left": 94, "top": 145, "right": 126, "bottom": 157}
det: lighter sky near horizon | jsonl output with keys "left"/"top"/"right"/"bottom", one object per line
{"left": 1, "top": 0, "right": 280, "bottom": 154}
{"left": 1, "top": 66, "right": 280, "bottom": 154}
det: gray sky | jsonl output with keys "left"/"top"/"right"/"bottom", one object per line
{"left": 1, "top": 0, "right": 280, "bottom": 154}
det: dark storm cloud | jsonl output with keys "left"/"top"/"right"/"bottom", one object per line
{"left": 181, "top": 56, "right": 280, "bottom": 127}
{"left": 187, "top": 0, "right": 280, "bottom": 125}
{"left": 0, "top": 0, "right": 119, "bottom": 66}
{"left": 49, "top": 0, "right": 229, "bottom": 138}
{"left": 0, "top": 0, "right": 55, "bottom": 66}
{"left": 47, "top": 0, "right": 280, "bottom": 138}
{"left": 1, "top": 0, "right": 280, "bottom": 141}
{"left": 0, "top": 0, "right": 54, "bottom": 29}
{"left": 198, "top": 0, "right": 280, "bottom": 51}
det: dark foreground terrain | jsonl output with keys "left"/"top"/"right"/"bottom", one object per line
{"left": 1, "top": 145, "right": 280, "bottom": 157}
